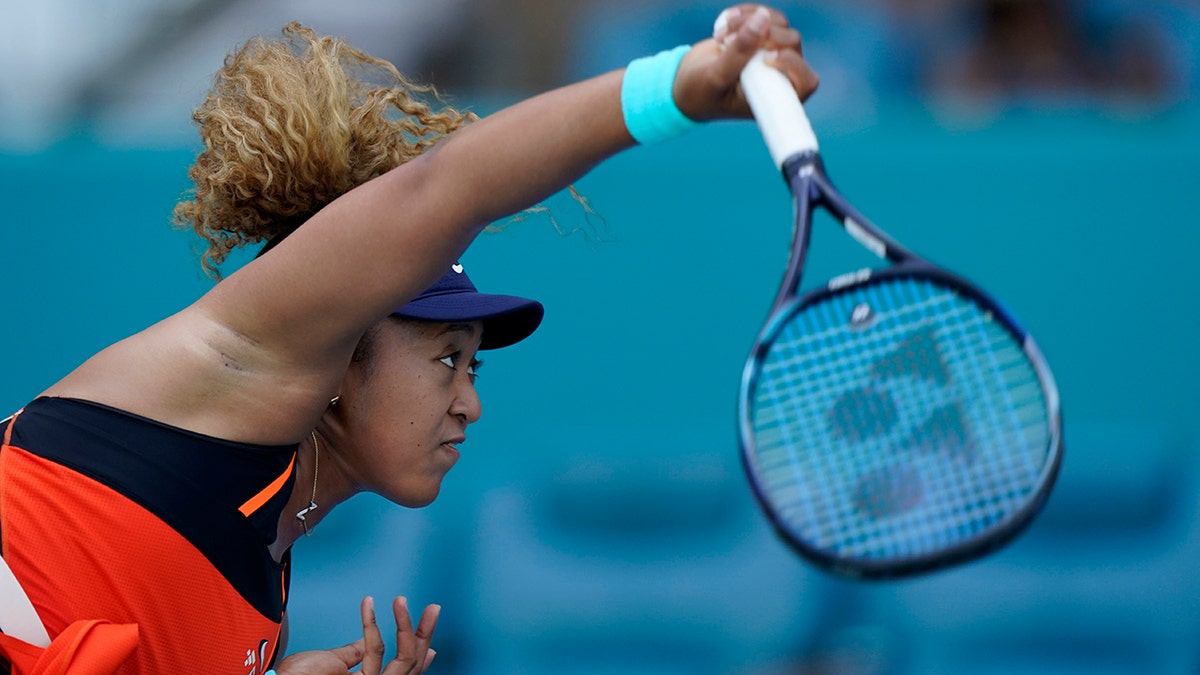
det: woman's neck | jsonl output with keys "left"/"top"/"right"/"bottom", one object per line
{"left": 270, "top": 431, "right": 352, "bottom": 560}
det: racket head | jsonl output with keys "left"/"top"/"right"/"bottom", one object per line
{"left": 738, "top": 263, "right": 1062, "bottom": 578}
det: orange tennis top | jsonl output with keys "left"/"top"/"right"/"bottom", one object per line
{"left": 0, "top": 397, "right": 296, "bottom": 674}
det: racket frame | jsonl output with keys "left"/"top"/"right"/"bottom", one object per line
{"left": 738, "top": 144, "right": 1064, "bottom": 579}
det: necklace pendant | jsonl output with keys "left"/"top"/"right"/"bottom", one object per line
{"left": 296, "top": 500, "right": 319, "bottom": 536}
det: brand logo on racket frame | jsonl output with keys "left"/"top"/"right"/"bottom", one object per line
{"left": 829, "top": 267, "right": 871, "bottom": 290}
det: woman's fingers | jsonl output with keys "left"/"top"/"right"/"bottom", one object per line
{"left": 714, "top": 4, "right": 792, "bottom": 45}
{"left": 764, "top": 45, "right": 820, "bottom": 102}
{"left": 272, "top": 640, "right": 365, "bottom": 675}
{"left": 412, "top": 601, "right": 440, "bottom": 660}
{"left": 387, "top": 597, "right": 440, "bottom": 674}
{"left": 352, "top": 596, "right": 441, "bottom": 675}
{"left": 718, "top": 4, "right": 819, "bottom": 104}
{"left": 360, "top": 597, "right": 387, "bottom": 674}
{"left": 390, "top": 597, "right": 415, "bottom": 673}
{"left": 678, "top": 4, "right": 818, "bottom": 119}
{"left": 326, "top": 639, "right": 366, "bottom": 669}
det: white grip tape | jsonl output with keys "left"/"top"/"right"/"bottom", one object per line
{"left": 741, "top": 52, "right": 818, "bottom": 168}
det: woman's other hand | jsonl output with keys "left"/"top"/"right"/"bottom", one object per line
{"left": 273, "top": 640, "right": 365, "bottom": 675}
{"left": 274, "top": 596, "right": 439, "bottom": 675}
{"left": 361, "top": 596, "right": 439, "bottom": 675}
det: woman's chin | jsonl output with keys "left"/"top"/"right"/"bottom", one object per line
{"left": 389, "top": 483, "right": 442, "bottom": 509}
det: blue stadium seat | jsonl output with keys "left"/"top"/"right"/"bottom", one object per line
{"left": 456, "top": 433, "right": 826, "bottom": 675}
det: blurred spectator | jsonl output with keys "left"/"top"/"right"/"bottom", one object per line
{"left": 415, "top": 0, "right": 587, "bottom": 95}
{"left": 2, "top": 0, "right": 1193, "bottom": 149}
{"left": 1088, "top": 0, "right": 1199, "bottom": 99}
{"left": 925, "top": 0, "right": 1174, "bottom": 109}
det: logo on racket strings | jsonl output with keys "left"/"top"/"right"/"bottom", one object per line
{"left": 825, "top": 326, "right": 978, "bottom": 519}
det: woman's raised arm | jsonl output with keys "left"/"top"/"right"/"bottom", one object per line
{"left": 47, "top": 5, "right": 816, "bottom": 443}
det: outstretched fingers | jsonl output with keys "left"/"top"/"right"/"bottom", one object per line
{"left": 390, "top": 597, "right": 440, "bottom": 674}
{"left": 355, "top": 595, "right": 440, "bottom": 674}
{"left": 360, "top": 597, "right": 388, "bottom": 674}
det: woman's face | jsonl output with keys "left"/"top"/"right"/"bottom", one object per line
{"left": 333, "top": 317, "right": 484, "bottom": 507}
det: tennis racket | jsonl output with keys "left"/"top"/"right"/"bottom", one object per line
{"left": 734, "top": 52, "right": 1063, "bottom": 578}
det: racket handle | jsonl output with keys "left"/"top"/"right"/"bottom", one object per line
{"left": 741, "top": 52, "right": 819, "bottom": 169}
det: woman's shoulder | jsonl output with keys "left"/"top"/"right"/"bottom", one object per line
{"left": 40, "top": 310, "right": 327, "bottom": 445}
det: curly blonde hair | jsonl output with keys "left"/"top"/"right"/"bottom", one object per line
{"left": 173, "top": 22, "right": 474, "bottom": 279}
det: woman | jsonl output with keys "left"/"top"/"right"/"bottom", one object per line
{"left": 0, "top": 4, "right": 817, "bottom": 674}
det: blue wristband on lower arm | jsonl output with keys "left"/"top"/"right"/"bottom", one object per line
{"left": 621, "top": 45, "right": 699, "bottom": 145}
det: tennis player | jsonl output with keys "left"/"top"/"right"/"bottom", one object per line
{"left": 0, "top": 4, "right": 817, "bottom": 674}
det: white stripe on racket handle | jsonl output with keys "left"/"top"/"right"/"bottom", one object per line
{"left": 741, "top": 52, "right": 819, "bottom": 168}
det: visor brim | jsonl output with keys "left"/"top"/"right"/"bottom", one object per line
{"left": 393, "top": 293, "right": 544, "bottom": 350}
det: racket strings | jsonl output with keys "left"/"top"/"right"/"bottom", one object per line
{"left": 769, "top": 330, "right": 1036, "bottom": 554}
{"left": 748, "top": 278, "right": 1051, "bottom": 563}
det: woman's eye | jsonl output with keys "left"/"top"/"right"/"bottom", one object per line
{"left": 440, "top": 353, "right": 482, "bottom": 379}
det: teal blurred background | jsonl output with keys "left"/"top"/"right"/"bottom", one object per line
{"left": 2, "top": 1, "right": 1199, "bottom": 673}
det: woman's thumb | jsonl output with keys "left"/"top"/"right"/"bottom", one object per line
{"left": 327, "top": 638, "right": 366, "bottom": 668}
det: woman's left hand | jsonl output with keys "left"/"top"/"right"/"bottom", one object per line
{"left": 273, "top": 596, "right": 439, "bottom": 675}
{"left": 360, "top": 596, "right": 440, "bottom": 675}
{"left": 272, "top": 640, "right": 366, "bottom": 675}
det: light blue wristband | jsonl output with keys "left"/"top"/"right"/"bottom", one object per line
{"left": 264, "top": 671, "right": 276, "bottom": 675}
{"left": 621, "top": 45, "right": 699, "bottom": 145}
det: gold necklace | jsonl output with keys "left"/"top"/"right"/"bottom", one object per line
{"left": 295, "top": 431, "right": 320, "bottom": 536}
